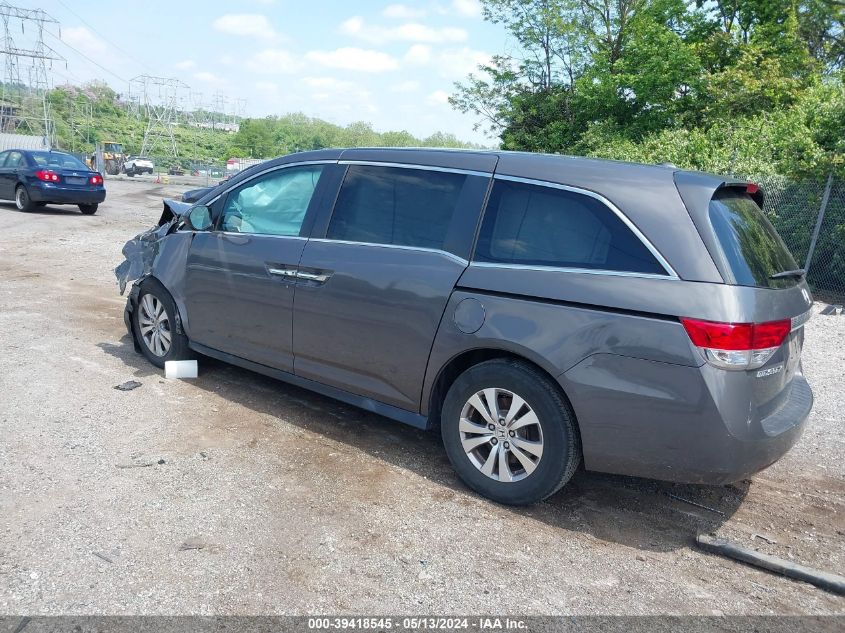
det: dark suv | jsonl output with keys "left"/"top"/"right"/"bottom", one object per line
{"left": 118, "top": 148, "right": 814, "bottom": 505}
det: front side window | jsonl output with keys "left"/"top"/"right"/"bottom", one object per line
{"left": 220, "top": 165, "right": 324, "bottom": 236}
{"left": 327, "top": 165, "right": 467, "bottom": 250}
{"left": 474, "top": 179, "right": 667, "bottom": 275}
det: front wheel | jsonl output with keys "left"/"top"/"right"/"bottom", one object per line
{"left": 79, "top": 203, "right": 98, "bottom": 215}
{"left": 441, "top": 359, "right": 581, "bottom": 505}
{"left": 15, "top": 185, "right": 34, "bottom": 211}
{"left": 132, "top": 279, "right": 194, "bottom": 368}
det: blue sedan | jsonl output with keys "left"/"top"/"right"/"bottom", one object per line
{"left": 0, "top": 149, "right": 106, "bottom": 214}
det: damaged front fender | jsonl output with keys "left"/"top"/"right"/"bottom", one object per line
{"left": 114, "top": 198, "right": 192, "bottom": 295}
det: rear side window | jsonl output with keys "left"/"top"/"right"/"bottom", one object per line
{"left": 474, "top": 179, "right": 667, "bottom": 275}
{"left": 709, "top": 190, "right": 798, "bottom": 288}
{"left": 327, "top": 165, "right": 467, "bottom": 250}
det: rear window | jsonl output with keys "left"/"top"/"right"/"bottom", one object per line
{"left": 474, "top": 179, "right": 667, "bottom": 275}
{"left": 30, "top": 152, "right": 88, "bottom": 170}
{"left": 709, "top": 190, "right": 799, "bottom": 288}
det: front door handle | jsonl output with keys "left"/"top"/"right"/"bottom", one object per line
{"left": 296, "top": 270, "right": 331, "bottom": 283}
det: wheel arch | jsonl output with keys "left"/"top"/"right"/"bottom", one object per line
{"left": 132, "top": 275, "right": 187, "bottom": 337}
{"left": 425, "top": 346, "right": 581, "bottom": 437}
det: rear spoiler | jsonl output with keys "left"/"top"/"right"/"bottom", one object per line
{"left": 673, "top": 171, "right": 761, "bottom": 285}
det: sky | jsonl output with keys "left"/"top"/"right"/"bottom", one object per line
{"left": 31, "top": 0, "right": 513, "bottom": 145}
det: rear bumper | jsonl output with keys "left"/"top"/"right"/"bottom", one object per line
{"left": 28, "top": 183, "right": 106, "bottom": 204}
{"left": 561, "top": 354, "right": 812, "bottom": 484}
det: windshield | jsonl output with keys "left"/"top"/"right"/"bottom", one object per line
{"left": 709, "top": 189, "right": 799, "bottom": 289}
{"left": 30, "top": 152, "right": 89, "bottom": 170}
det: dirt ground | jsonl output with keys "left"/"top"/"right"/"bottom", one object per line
{"left": 0, "top": 179, "right": 843, "bottom": 615}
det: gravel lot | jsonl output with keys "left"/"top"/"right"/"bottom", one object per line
{"left": 0, "top": 179, "right": 843, "bottom": 615}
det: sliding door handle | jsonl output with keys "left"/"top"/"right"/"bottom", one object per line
{"left": 267, "top": 267, "right": 298, "bottom": 279}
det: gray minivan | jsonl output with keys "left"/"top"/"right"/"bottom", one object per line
{"left": 118, "top": 148, "right": 814, "bottom": 505}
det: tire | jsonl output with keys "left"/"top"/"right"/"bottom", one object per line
{"left": 34, "top": 202, "right": 46, "bottom": 207}
{"left": 441, "top": 359, "right": 581, "bottom": 505}
{"left": 126, "top": 168, "right": 134, "bottom": 177}
{"left": 132, "top": 278, "right": 194, "bottom": 369}
{"left": 78, "top": 203, "right": 98, "bottom": 215}
{"left": 14, "top": 185, "right": 34, "bottom": 211}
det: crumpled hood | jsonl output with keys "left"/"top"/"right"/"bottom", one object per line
{"left": 114, "top": 199, "right": 189, "bottom": 295}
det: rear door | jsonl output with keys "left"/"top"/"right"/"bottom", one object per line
{"left": 184, "top": 162, "right": 335, "bottom": 372}
{"left": 292, "top": 162, "right": 491, "bottom": 411}
{"left": 705, "top": 188, "right": 813, "bottom": 417}
{"left": 1, "top": 151, "right": 24, "bottom": 199}
{"left": 0, "top": 151, "right": 11, "bottom": 199}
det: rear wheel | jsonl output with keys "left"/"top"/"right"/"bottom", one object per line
{"left": 126, "top": 167, "right": 134, "bottom": 177}
{"left": 132, "top": 278, "right": 193, "bottom": 368}
{"left": 79, "top": 203, "right": 98, "bottom": 215}
{"left": 14, "top": 185, "right": 34, "bottom": 211}
{"left": 441, "top": 359, "right": 581, "bottom": 505}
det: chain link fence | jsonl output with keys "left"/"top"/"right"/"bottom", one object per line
{"left": 745, "top": 174, "right": 844, "bottom": 300}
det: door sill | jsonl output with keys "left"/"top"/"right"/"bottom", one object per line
{"left": 189, "top": 341, "right": 430, "bottom": 430}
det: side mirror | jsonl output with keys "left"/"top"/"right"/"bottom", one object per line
{"left": 186, "top": 205, "right": 212, "bottom": 231}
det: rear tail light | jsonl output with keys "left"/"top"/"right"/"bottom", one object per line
{"left": 681, "top": 317, "right": 791, "bottom": 370}
{"left": 89, "top": 174, "right": 103, "bottom": 185}
{"left": 35, "top": 170, "right": 59, "bottom": 182}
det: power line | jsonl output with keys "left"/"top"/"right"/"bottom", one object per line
{"left": 53, "top": 0, "right": 154, "bottom": 74}
{"left": 44, "top": 27, "right": 127, "bottom": 86}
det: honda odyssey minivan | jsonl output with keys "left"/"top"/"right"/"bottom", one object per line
{"left": 117, "top": 148, "right": 814, "bottom": 505}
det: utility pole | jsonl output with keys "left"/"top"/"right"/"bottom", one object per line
{"left": 0, "top": 2, "right": 64, "bottom": 147}
{"left": 129, "top": 74, "right": 188, "bottom": 160}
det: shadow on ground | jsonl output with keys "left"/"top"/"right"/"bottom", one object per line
{"left": 100, "top": 334, "right": 749, "bottom": 554}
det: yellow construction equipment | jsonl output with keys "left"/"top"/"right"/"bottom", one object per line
{"left": 87, "top": 141, "right": 125, "bottom": 175}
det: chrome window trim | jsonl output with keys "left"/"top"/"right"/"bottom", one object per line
{"left": 469, "top": 261, "right": 679, "bottom": 281}
{"left": 206, "top": 159, "right": 338, "bottom": 206}
{"left": 490, "top": 174, "right": 680, "bottom": 279}
{"left": 338, "top": 160, "right": 492, "bottom": 178}
{"left": 308, "top": 238, "right": 469, "bottom": 265}
{"left": 218, "top": 231, "right": 308, "bottom": 241}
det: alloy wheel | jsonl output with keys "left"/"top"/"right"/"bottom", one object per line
{"left": 138, "top": 294, "right": 172, "bottom": 357}
{"left": 459, "top": 388, "right": 544, "bottom": 483}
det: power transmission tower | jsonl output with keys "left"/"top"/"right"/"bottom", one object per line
{"left": 0, "top": 2, "right": 64, "bottom": 146}
{"left": 129, "top": 74, "right": 188, "bottom": 159}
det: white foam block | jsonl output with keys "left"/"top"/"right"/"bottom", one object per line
{"left": 165, "top": 360, "right": 198, "bottom": 379}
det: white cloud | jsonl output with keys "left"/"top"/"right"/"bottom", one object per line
{"left": 305, "top": 47, "right": 399, "bottom": 72}
{"left": 194, "top": 71, "right": 223, "bottom": 84}
{"left": 302, "top": 77, "right": 377, "bottom": 113}
{"left": 404, "top": 44, "right": 432, "bottom": 65}
{"left": 382, "top": 4, "right": 426, "bottom": 19}
{"left": 451, "top": 0, "right": 482, "bottom": 17}
{"left": 339, "top": 16, "right": 467, "bottom": 44}
{"left": 427, "top": 90, "right": 450, "bottom": 105}
{"left": 436, "top": 47, "right": 492, "bottom": 78}
{"left": 255, "top": 81, "right": 279, "bottom": 92}
{"left": 402, "top": 45, "right": 490, "bottom": 77}
{"left": 246, "top": 48, "right": 301, "bottom": 73}
{"left": 62, "top": 26, "right": 107, "bottom": 57}
{"left": 212, "top": 14, "right": 277, "bottom": 40}
{"left": 175, "top": 59, "right": 196, "bottom": 70}
{"left": 390, "top": 80, "right": 421, "bottom": 93}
